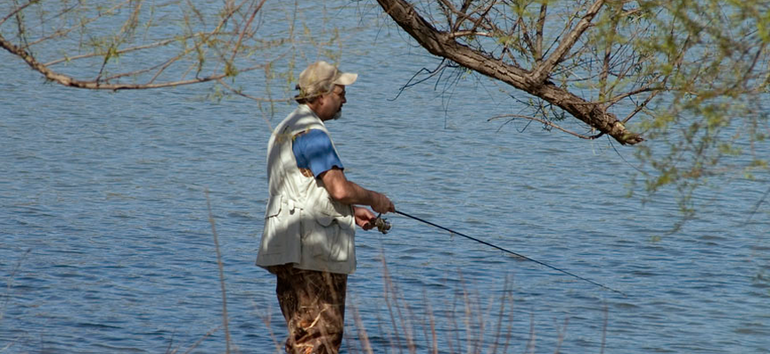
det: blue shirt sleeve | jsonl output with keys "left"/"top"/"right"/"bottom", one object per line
{"left": 292, "top": 129, "right": 344, "bottom": 178}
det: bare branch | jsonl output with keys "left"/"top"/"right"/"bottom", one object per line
{"left": 533, "top": 0, "right": 605, "bottom": 83}
{"left": 377, "top": 0, "right": 643, "bottom": 145}
{"left": 535, "top": 2, "right": 547, "bottom": 63}
{"left": 489, "top": 114, "right": 603, "bottom": 140}
{"left": 436, "top": 0, "right": 457, "bottom": 30}
{"left": 621, "top": 90, "right": 659, "bottom": 123}
{"left": 448, "top": 30, "right": 493, "bottom": 39}
{"left": 515, "top": 16, "right": 537, "bottom": 61}
{"left": 0, "top": 0, "right": 36, "bottom": 28}
{"left": 44, "top": 38, "right": 179, "bottom": 66}
{"left": 228, "top": 0, "right": 268, "bottom": 65}
{"left": 25, "top": 3, "right": 117, "bottom": 49}
{"left": 1, "top": 32, "right": 240, "bottom": 90}
{"left": 216, "top": 80, "right": 289, "bottom": 106}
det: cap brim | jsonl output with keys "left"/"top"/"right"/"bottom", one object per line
{"left": 333, "top": 72, "right": 358, "bottom": 86}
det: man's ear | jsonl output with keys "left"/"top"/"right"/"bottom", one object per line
{"left": 317, "top": 92, "right": 329, "bottom": 105}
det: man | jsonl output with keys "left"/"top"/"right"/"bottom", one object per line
{"left": 256, "top": 61, "right": 395, "bottom": 354}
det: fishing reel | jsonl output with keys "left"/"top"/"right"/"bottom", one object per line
{"left": 373, "top": 213, "right": 392, "bottom": 234}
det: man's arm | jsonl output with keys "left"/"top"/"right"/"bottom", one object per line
{"left": 320, "top": 167, "right": 394, "bottom": 214}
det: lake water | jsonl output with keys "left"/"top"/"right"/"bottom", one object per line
{"left": 2, "top": 2, "right": 769, "bottom": 353}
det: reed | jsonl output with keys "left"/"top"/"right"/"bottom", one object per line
{"left": 343, "top": 256, "right": 523, "bottom": 354}
{"left": 188, "top": 194, "right": 595, "bottom": 353}
{"left": 0, "top": 249, "right": 31, "bottom": 352}
{"left": 194, "top": 212, "right": 579, "bottom": 354}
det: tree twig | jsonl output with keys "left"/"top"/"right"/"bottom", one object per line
{"left": 489, "top": 114, "right": 603, "bottom": 140}
{"left": 0, "top": 0, "right": 36, "bottom": 28}
{"left": 532, "top": 0, "right": 606, "bottom": 83}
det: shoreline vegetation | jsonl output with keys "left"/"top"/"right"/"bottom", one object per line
{"left": 202, "top": 193, "right": 603, "bottom": 354}
{"left": 0, "top": 195, "right": 604, "bottom": 354}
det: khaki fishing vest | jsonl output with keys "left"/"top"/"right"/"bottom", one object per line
{"left": 256, "top": 105, "right": 357, "bottom": 274}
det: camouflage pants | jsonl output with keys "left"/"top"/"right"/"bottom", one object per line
{"left": 269, "top": 265, "right": 348, "bottom": 354}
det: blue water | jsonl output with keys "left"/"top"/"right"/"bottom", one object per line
{"left": 2, "top": 2, "right": 769, "bottom": 353}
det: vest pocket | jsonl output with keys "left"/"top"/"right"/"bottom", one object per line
{"left": 258, "top": 195, "right": 301, "bottom": 260}
{"left": 302, "top": 212, "right": 352, "bottom": 262}
{"left": 265, "top": 194, "right": 283, "bottom": 218}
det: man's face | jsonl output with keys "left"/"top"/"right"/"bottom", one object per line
{"left": 319, "top": 85, "right": 346, "bottom": 120}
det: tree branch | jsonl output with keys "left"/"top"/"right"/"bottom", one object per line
{"left": 44, "top": 38, "right": 180, "bottom": 66}
{"left": 377, "top": 0, "right": 643, "bottom": 145}
{"left": 228, "top": 0, "right": 268, "bottom": 66}
{"left": 448, "top": 30, "right": 493, "bottom": 39}
{"left": 489, "top": 114, "right": 603, "bottom": 140}
{"left": 532, "top": 0, "right": 605, "bottom": 83}
{"left": 0, "top": 0, "right": 36, "bottom": 28}
{"left": 1, "top": 32, "right": 226, "bottom": 90}
{"left": 535, "top": 2, "right": 547, "bottom": 63}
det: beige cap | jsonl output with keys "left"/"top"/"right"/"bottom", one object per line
{"left": 296, "top": 61, "right": 358, "bottom": 100}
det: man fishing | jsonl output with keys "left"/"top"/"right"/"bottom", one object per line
{"left": 256, "top": 60, "right": 395, "bottom": 354}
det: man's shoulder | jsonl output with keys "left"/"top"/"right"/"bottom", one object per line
{"left": 281, "top": 105, "right": 326, "bottom": 132}
{"left": 294, "top": 129, "right": 334, "bottom": 150}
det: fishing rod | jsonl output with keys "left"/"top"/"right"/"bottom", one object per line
{"left": 391, "top": 210, "right": 627, "bottom": 296}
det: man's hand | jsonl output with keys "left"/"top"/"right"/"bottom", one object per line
{"left": 370, "top": 191, "right": 395, "bottom": 215}
{"left": 354, "top": 207, "right": 376, "bottom": 230}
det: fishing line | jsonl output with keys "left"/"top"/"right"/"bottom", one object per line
{"left": 393, "top": 210, "right": 627, "bottom": 296}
